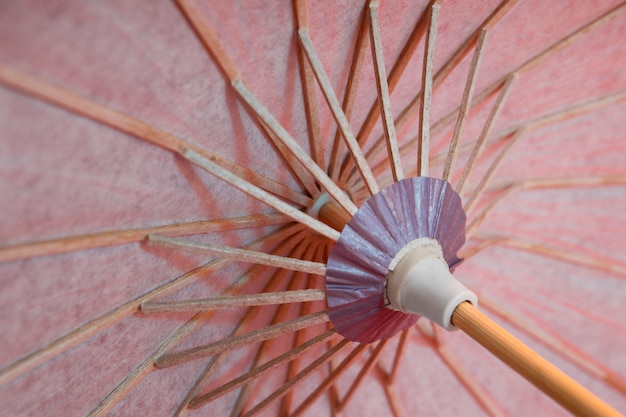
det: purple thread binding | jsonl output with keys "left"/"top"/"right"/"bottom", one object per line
{"left": 326, "top": 177, "right": 466, "bottom": 343}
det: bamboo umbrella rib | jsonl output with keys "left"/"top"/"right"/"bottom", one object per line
{"left": 327, "top": 0, "right": 370, "bottom": 181}
{"left": 387, "top": 328, "right": 410, "bottom": 383}
{"left": 175, "top": 0, "right": 358, "bottom": 216}
{"left": 293, "top": 2, "right": 325, "bottom": 172}
{"left": 517, "top": 174, "right": 626, "bottom": 190}
{"left": 473, "top": 232, "right": 626, "bottom": 279}
{"left": 231, "top": 80, "right": 359, "bottom": 216}
{"left": 368, "top": 88, "right": 626, "bottom": 189}
{"left": 436, "top": 344, "right": 510, "bottom": 417}
{"left": 480, "top": 295, "right": 626, "bottom": 396}
{"left": 170, "top": 240, "right": 314, "bottom": 416}
{"left": 290, "top": 344, "right": 369, "bottom": 417}
{"left": 442, "top": 28, "right": 488, "bottom": 182}
{"left": 350, "top": 0, "right": 438, "bottom": 149}
{"left": 87, "top": 310, "right": 211, "bottom": 417}
{"left": 181, "top": 147, "right": 341, "bottom": 241}
{"left": 455, "top": 74, "right": 517, "bottom": 195}
{"left": 0, "top": 214, "right": 289, "bottom": 264}
{"left": 190, "top": 330, "right": 336, "bottom": 408}
{"left": 369, "top": 0, "right": 404, "bottom": 182}
{"left": 342, "top": 0, "right": 518, "bottom": 185}
{"left": 223, "top": 266, "right": 312, "bottom": 417}
{"left": 374, "top": 361, "right": 407, "bottom": 417}
{"left": 337, "top": 340, "right": 389, "bottom": 411}
{"left": 0, "top": 63, "right": 311, "bottom": 209}
{"left": 463, "top": 128, "right": 526, "bottom": 215}
{"left": 280, "top": 248, "right": 328, "bottom": 415}
{"left": 441, "top": 88, "right": 626, "bottom": 173}
{"left": 297, "top": 27, "right": 381, "bottom": 196}
{"left": 257, "top": 120, "right": 321, "bottom": 199}
{"left": 465, "top": 188, "right": 519, "bottom": 238}
{"left": 430, "top": 2, "right": 626, "bottom": 152}
{"left": 494, "top": 89, "right": 626, "bottom": 143}
{"left": 323, "top": 330, "right": 342, "bottom": 417}
{"left": 240, "top": 338, "right": 350, "bottom": 417}
{"left": 156, "top": 311, "right": 330, "bottom": 369}
{"left": 417, "top": 3, "right": 439, "bottom": 177}
{"left": 148, "top": 234, "right": 327, "bottom": 276}
{"left": 0, "top": 223, "right": 302, "bottom": 386}
{"left": 98, "top": 238, "right": 314, "bottom": 417}
{"left": 466, "top": 177, "right": 626, "bottom": 238}
{"left": 141, "top": 289, "right": 326, "bottom": 313}
{"left": 338, "top": 0, "right": 441, "bottom": 184}
{"left": 228, "top": 262, "right": 322, "bottom": 417}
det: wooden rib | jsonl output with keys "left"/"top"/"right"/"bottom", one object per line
{"left": 387, "top": 328, "right": 410, "bottom": 383}
{"left": 442, "top": 28, "right": 488, "bottom": 182}
{"left": 472, "top": 232, "right": 626, "bottom": 279}
{"left": 436, "top": 343, "right": 510, "bottom": 417}
{"left": 142, "top": 289, "right": 325, "bottom": 314}
{"left": 455, "top": 74, "right": 517, "bottom": 195}
{"left": 190, "top": 330, "right": 336, "bottom": 408}
{"left": 175, "top": 0, "right": 321, "bottom": 197}
{"left": 327, "top": 0, "right": 370, "bottom": 181}
{"left": 87, "top": 310, "right": 213, "bottom": 417}
{"left": 148, "top": 234, "right": 326, "bottom": 276}
{"left": 511, "top": 174, "right": 626, "bottom": 191}
{"left": 232, "top": 80, "right": 358, "bottom": 216}
{"left": 338, "top": 0, "right": 438, "bottom": 183}
{"left": 171, "top": 239, "right": 313, "bottom": 416}
{"left": 23, "top": 233, "right": 308, "bottom": 417}
{"left": 240, "top": 339, "right": 350, "bottom": 417}
{"left": 257, "top": 121, "right": 321, "bottom": 199}
{"left": 337, "top": 340, "right": 388, "bottom": 411}
{"left": 181, "top": 148, "right": 340, "bottom": 241}
{"left": 290, "top": 344, "right": 368, "bottom": 417}
{"left": 0, "top": 63, "right": 312, "bottom": 209}
{"left": 480, "top": 295, "right": 626, "bottom": 397}
{"left": 434, "top": 88, "right": 626, "bottom": 172}
{"left": 175, "top": 0, "right": 356, "bottom": 216}
{"left": 224, "top": 264, "right": 311, "bottom": 417}
{"left": 465, "top": 186, "right": 519, "bottom": 238}
{"left": 417, "top": 3, "right": 439, "bottom": 177}
{"left": 467, "top": 175, "right": 626, "bottom": 238}
{"left": 297, "top": 27, "right": 380, "bottom": 196}
{"left": 156, "top": 311, "right": 330, "bottom": 369}
{"left": 374, "top": 362, "right": 407, "bottom": 417}
{"left": 463, "top": 128, "right": 526, "bottom": 215}
{"left": 369, "top": 0, "right": 403, "bottom": 182}
{"left": 293, "top": 0, "right": 324, "bottom": 171}
{"left": 0, "top": 223, "right": 302, "bottom": 386}
{"left": 432, "top": 2, "right": 626, "bottom": 154}
{"left": 280, "top": 249, "right": 327, "bottom": 415}
{"left": 0, "top": 214, "right": 288, "bottom": 264}
{"left": 341, "top": 0, "right": 518, "bottom": 184}
{"left": 227, "top": 262, "right": 317, "bottom": 417}
{"left": 100, "top": 233, "right": 314, "bottom": 416}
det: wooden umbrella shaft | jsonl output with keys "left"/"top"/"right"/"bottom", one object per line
{"left": 320, "top": 199, "right": 624, "bottom": 417}
{"left": 452, "top": 302, "right": 623, "bottom": 417}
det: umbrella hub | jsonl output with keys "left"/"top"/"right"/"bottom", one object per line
{"left": 325, "top": 177, "right": 467, "bottom": 343}
{"left": 309, "top": 192, "right": 352, "bottom": 232}
{"left": 385, "top": 237, "right": 476, "bottom": 330}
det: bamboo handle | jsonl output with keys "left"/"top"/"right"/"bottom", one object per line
{"left": 452, "top": 302, "right": 624, "bottom": 417}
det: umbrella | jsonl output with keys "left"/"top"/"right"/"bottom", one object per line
{"left": 1, "top": 0, "right": 626, "bottom": 416}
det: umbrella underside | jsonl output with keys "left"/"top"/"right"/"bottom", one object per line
{"left": 1, "top": 0, "right": 626, "bottom": 416}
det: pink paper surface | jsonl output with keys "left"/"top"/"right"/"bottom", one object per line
{"left": 1, "top": 1, "right": 626, "bottom": 416}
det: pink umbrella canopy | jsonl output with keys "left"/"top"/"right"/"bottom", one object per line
{"left": 1, "top": 0, "right": 626, "bottom": 416}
